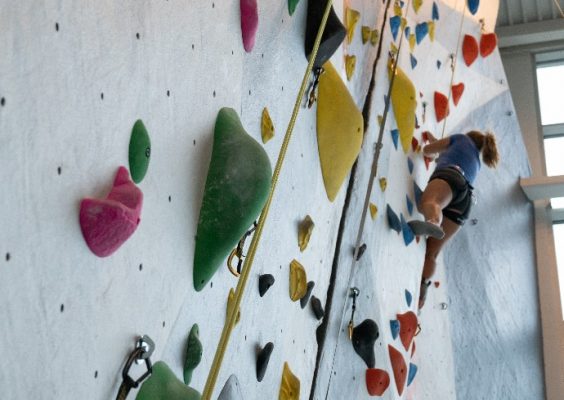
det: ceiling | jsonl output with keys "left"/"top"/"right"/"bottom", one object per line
{"left": 497, "top": 0, "right": 563, "bottom": 27}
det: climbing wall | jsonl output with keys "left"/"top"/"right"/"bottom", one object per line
{"left": 0, "top": 0, "right": 544, "bottom": 400}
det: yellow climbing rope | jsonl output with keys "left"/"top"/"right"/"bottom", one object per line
{"left": 440, "top": 0, "right": 467, "bottom": 138}
{"left": 201, "top": 1, "right": 335, "bottom": 398}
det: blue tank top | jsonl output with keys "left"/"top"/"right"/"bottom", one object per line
{"left": 435, "top": 134, "right": 481, "bottom": 184}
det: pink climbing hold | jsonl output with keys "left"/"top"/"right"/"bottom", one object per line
{"left": 240, "top": 0, "right": 258, "bottom": 52}
{"left": 366, "top": 368, "right": 390, "bottom": 396}
{"left": 79, "top": 166, "right": 143, "bottom": 257}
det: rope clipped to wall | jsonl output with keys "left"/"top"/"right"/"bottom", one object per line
{"left": 201, "top": 1, "right": 336, "bottom": 398}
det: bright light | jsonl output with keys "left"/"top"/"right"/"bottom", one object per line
{"left": 536, "top": 65, "right": 564, "bottom": 125}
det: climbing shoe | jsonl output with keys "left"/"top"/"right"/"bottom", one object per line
{"left": 407, "top": 220, "right": 445, "bottom": 239}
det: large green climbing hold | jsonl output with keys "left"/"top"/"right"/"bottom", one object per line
{"left": 136, "top": 361, "right": 201, "bottom": 400}
{"left": 183, "top": 324, "right": 203, "bottom": 385}
{"left": 129, "top": 119, "right": 151, "bottom": 183}
{"left": 193, "top": 108, "right": 272, "bottom": 291}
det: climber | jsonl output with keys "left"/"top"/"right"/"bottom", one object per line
{"left": 408, "top": 130, "right": 500, "bottom": 309}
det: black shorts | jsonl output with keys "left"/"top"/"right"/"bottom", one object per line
{"left": 429, "top": 167, "right": 473, "bottom": 225}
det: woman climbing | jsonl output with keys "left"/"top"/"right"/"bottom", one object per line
{"left": 408, "top": 130, "right": 500, "bottom": 309}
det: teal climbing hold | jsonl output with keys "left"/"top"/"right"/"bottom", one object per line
{"left": 467, "top": 0, "right": 479, "bottom": 15}
{"left": 401, "top": 213, "right": 414, "bottom": 246}
{"left": 129, "top": 119, "right": 151, "bottom": 184}
{"left": 288, "top": 0, "right": 300, "bottom": 15}
{"left": 406, "top": 195, "right": 413, "bottom": 216}
{"left": 193, "top": 108, "right": 272, "bottom": 291}
{"left": 413, "top": 181, "right": 423, "bottom": 207}
{"left": 390, "top": 319, "right": 400, "bottom": 340}
{"left": 415, "top": 22, "right": 428, "bottom": 44}
{"left": 137, "top": 361, "right": 201, "bottom": 400}
{"left": 432, "top": 2, "right": 440, "bottom": 20}
{"left": 405, "top": 289, "right": 413, "bottom": 307}
{"left": 409, "top": 54, "right": 417, "bottom": 69}
{"left": 407, "top": 157, "right": 414, "bottom": 174}
{"left": 391, "top": 129, "right": 399, "bottom": 150}
{"left": 386, "top": 205, "right": 401, "bottom": 234}
{"left": 390, "top": 16, "right": 401, "bottom": 40}
{"left": 407, "top": 363, "right": 418, "bottom": 386}
{"left": 183, "top": 324, "right": 203, "bottom": 385}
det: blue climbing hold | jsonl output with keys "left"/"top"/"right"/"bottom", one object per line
{"left": 407, "top": 157, "right": 414, "bottom": 174}
{"left": 405, "top": 289, "right": 413, "bottom": 307}
{"left": 386, "top": 204, "right": 401, "bottom": 234}
{"left": 391, "top": 129, "right": 399, "bottom": 150}
{"left": 467, "top": 0, "right": 479, "bottom": 15}
{"left": 390, "top": 319, "right": 400, "bottom": 340}
{"left": 407, "top": 363, "right": 418, "bottom": 386}
{"left": 404, "top": 26, "right": 410, "bottom": 38}
{"left": 406, "top": 195, "right": 414, "bottom": 216}
{"left": 415, "top": 22, "right": 428, "bottom": 44}
{"left": 401, "top": 213, "right": 415, "bottom": 246}
{"left": 432, "top": 2, "right": 440, "bottom": 20}
{"left": 390, "top": 16, "right": 401, "bottom": 41}
{"left": 410, "top": 54, "right": 418, "bottom": 69}
{"left": 436, "top": 60, "right": 442, "bottom": 69}
{"left": 413, "top": 181, "right": 423, "bottom": 208}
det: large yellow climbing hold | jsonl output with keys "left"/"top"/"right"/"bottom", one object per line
{"left": 317, "top": 61, "right": 364, "bottom": 202}
{"left": 413, "top": 0, "right": 423, "bottom": 13}
{"left": 389, "top": 63, "right": 416, "bottom": 153}
{"left": 345, "top": 8, "right": 360, "bottom": 43}
{"left": 289, "top": 260, "right": 307, "bottom": 301}
{"left": 345, "top": 55, "right": 356, "bottom": 81}
{"left": 279, "top": 362, "right": 300, "bottom": 400}
{"left": 428, "top": 21, "right": 436, "bottom": 42}
{"left": 261, "top": 107, "right": 275, "bottom": 143}
{"left": 226, "top": 288, "right": 241, "bottom": 326}
{"left": 298, "top": 215, "right": 315, "bottom": 252}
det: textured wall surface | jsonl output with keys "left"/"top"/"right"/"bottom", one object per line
{"left": 0, "top": 1, "right": 544, "bottom": 399}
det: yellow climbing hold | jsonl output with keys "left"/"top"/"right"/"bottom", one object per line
{"left": 361, "top": 26, "right": 371, "bottom": 44}
{"left": 370, "top": 203, "right": 378, "bottom": 220}
{"left": 400, "top": 18, "right": 407, "bottom": 31}
{"left": 377, "top": 115, "right": 383, "bottom": 126}
{"left": 317, "top": 61, "right": 363, "bottom": 202}
{"left": 394, "top": 3, "right": 402, "bottom": 16}
{"left": 379, "top": 177, "right": 387, "bottom": 192}
{"left": 345, "top": 8, "right": 360, "bottom": 43}
{"left": 345, "top": 55, "right": 356, "bottom": 81}
{"left": 298, "top": 215, "right": 315, "bottom": 252}
{"left": 389, "top": 62, "right": 416, "bottom": 153}
{"left": 279, "top": 362, "right": 300, "bottom": 400}
{"left": 428, "top": 21, "right": 436, "bottom": 42}
{"left": 413, "top": 0, "right": 423, "bottom": 13}
{"left": 390, "top": 42, "right": 398, "bottom": 56}
{"left": 261, "top": 107, "right": 275, "bottom": 144}
{"left": 370, "top": 30, "right": 379, "bottom": 46}
{"left": 289, "top": 260, "right": 307, "bottom": 301}
{"left": 226, "top": 288, "right": 241, "bottom": 326}
{"left": 409, "top": 33, "right": 416, "bottom": 52}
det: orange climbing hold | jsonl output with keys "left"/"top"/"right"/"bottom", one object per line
{"left": 451, "top": 83, "right": 465, "bottom": 106}
{"left": 397, "top": 311, "right": 418, "bottom": 351}
{"left": 366, "top": 368, "right": 390, "bottom": 396}
{"left": 434, "top": 91, "right": 449, "bottom": 123}
{"left": 480, "top": 32, "right": 497, "bottom": 58}
{"left": 462, "top": 34, "right": 479, "bottom": 66}
{"left": 388, "top": 345, "right": 407, "bottom": 396}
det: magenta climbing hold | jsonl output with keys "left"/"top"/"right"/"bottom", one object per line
{"left": 366, "top": 368, "right": 390, "bottom": 396}
{"left": 240, "top": 0, "right": 258, "bottom": 52}
{"left": 79, "top": 166, "right": 143, "bottom": 257}
{"left": 397, "top": 311, "right": 417, "bottom": 351}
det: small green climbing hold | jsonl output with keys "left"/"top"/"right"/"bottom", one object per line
{"left": 183, "top": 324, "right": 203, "bottom": 385}
{"left": 288, "top": 0, "right": 301, "bottom": 15}
{"left": 128, "top": 119, "right": 151, "bottom": 184}
{"left": 136, "top": 361, "right": 201, "bottom": 400}
{"left": 193, "top": 108, "right": 272, "bottom": 291}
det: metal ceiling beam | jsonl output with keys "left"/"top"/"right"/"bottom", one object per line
{"left": 498, "top": 18, "right": 564, "bottom": 48}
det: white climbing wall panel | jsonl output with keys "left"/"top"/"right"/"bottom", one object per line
{"left": 0, "top": 1, "right": 544, "bottom": 400}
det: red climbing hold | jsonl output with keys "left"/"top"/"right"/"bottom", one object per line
{"left": 480, "top": 33, "right": 497, "bottom": 58}
{"left": 421, "top": 130, "right": 431, "bottom": 143}
{"left": 389, "top": 345, "right": 407, "bottom": 396}
{"left": 451, "top": 83, "right": 465, "bottom": 106}
{"left": 434, "top": 91, "right": 449, "bottom": 123}
{"left": 366, "top": 368, "right": 390, "bottom": 396}
{"left": 397, "top": 311, "right": 418, "bottom": 351}
{"left": 462, "top": 34, "right": 479, "bottom": 66}
{"left": 424, "top": 156, "right": 432, "bottom": 170}
{"left": 411, "top": 137, "right": 419, "bottom": 153}
{"left": 411, "top": 341, "right": 416, "bottom": 358}
{"left": 434, "top": 281, "right": 440, "bottom": 288}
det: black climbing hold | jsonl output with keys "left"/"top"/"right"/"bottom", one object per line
{"left": 258, "top": 274, "right": 275, "bottom": 297}
{"left": 300, "top": 281, "right": 315, "bottom": 308}
{"left": 305, "top": 0, "right": 347, "bottom": 68}
{"left": 352, "top": 319, "right": 379, "bottom": 368}
{"left": 311, "top": 295, "right": 325, "bottom": 320}
{"left": 256, "top": 342, "right": 274, "bottom": 382}
{"left": 354, "top": 243, "right": 367, "bottom": 261}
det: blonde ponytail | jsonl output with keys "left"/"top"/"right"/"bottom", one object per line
{"left": 466, "top": 130, "right": 500, "bottom": 168}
